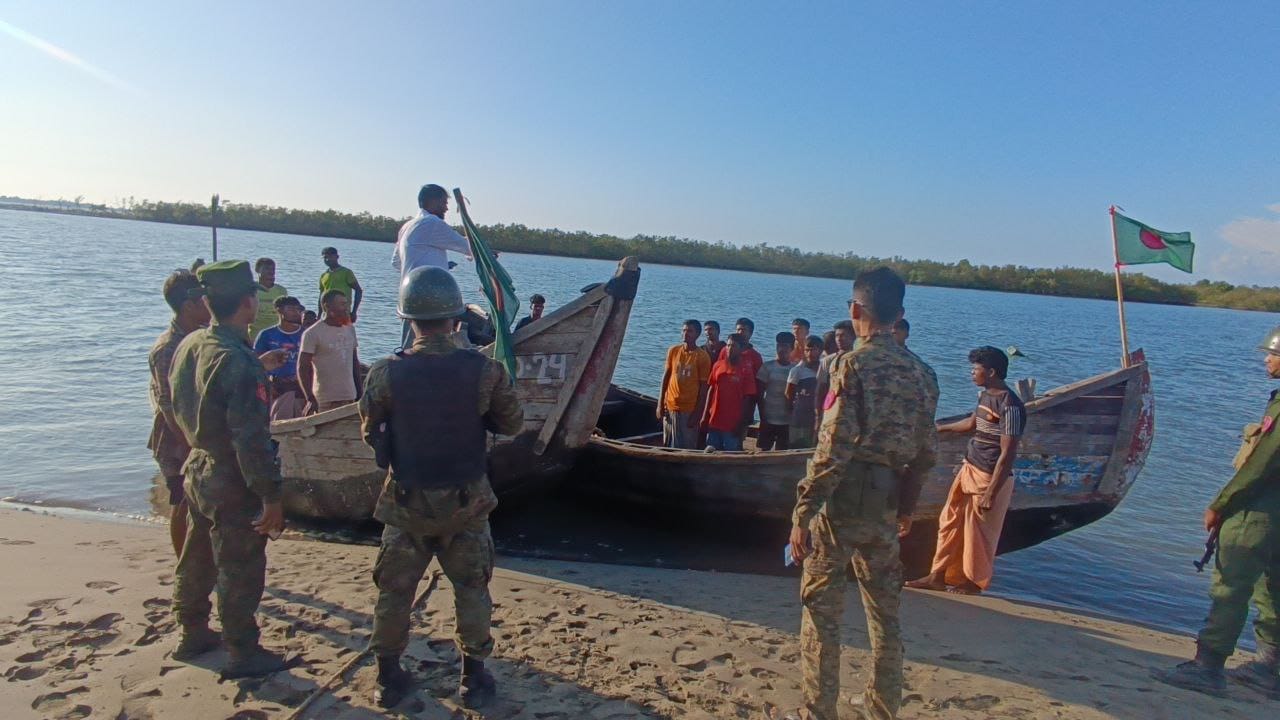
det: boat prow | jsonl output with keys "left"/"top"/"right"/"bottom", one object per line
{"left": 271, "top": 257, "right": 641, "bottom": 522}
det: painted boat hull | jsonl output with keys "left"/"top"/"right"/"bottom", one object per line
{"left": 573, "top": 357, "right": 1154, "bottom": 575}
{"left": 270, "top": 257, "right": 641, "bottom": 522}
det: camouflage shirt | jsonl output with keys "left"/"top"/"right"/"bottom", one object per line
{"left": 168, "top": 322, "right": 283, "bottom": 503}
{"left": 360, "top": 334, "right": 524, "bottom": 451}
{"left": 792, "top": 333, "right": 939, "bottom": 527}
{"left": 147, "top": 320, "right": 192, "bottom": 477}
{"left": 1212, "top": 388, "right": 1280, "bottom": 516}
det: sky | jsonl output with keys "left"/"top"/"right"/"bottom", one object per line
{"left": 2, "top": 1, "right": 1278, "bottom": 285}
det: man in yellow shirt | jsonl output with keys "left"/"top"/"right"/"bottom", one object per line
{"left": 249, "top": 257, "right": 287, "bottom": 342}
{"left": 318, "top": 247, "right": 363, "bottom": 323}
{"left": 658, "top": 319, "right": 711, "bottom": 449}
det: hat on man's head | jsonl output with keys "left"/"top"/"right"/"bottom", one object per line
{"left": 321, "top": 246, "right": 338, "bottom": 256}
{"left": 196, "top": 260, "right": 262, "bottom": 297}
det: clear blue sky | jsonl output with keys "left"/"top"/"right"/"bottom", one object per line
{"left": 3, "top": 1, "right": 1278, "bottom": 284}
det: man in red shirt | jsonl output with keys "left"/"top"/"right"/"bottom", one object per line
{"left": 702, "top": 333, "right": 748, "bottom": 451}
{"left": 718, "top": 317, "right": 763, "bottom": 441}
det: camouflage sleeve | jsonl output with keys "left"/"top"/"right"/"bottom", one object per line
{"left": 481, "top": 359, "right": 524, "bottom": 436}
{"left": 149, "top": 340, "right": 180, "bottom": 434}
{"left": 1212, "top": 398, "right": 1280, "bottom": 515}
{"left": 359, "top": 360, "right": 393, "bottom": 466}
{"left": 218, "top": 351, "right": 283, "bottom": 503}
{"left": 792, "top": 357, "right": 863, "bottom": 527}
{"left": 899, "top": 371, "right": 940, "bottom": 516}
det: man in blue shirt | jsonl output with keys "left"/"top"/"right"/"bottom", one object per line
{"left": 253, "top": 296, "right": 306, "bottom": 420}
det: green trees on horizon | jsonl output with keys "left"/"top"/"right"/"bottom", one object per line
{"left": 5, "top": 196, "right": 1279, "bottom": 312}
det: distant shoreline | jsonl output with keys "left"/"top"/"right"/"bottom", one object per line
{"left": 5, "top": 201, "right": 1279, "bottom": 313}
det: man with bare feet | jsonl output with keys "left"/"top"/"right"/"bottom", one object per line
{"left": 781, "top": 267, "right": 939, "bottom": 720}
{"left": 907, "top": 346, "right": 1023, "bottom": 595}
{"left": 1155, "top": 327, "right": 1280, "bottom": 699}
{"left": 149, "top": 270, "right": 209, "bottom": 557}
{"left": 361, "top": 267, "right": 523, "bottom": 709}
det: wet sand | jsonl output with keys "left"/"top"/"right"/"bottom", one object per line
{"left": 0, "top": 505, "right": 1273, "bottom": 719}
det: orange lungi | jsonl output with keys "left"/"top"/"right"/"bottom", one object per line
{"left": 929, "top": 460, "right": 1014, "bottom": 590}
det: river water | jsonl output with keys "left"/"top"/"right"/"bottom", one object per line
{"left": 1, "top": 209, "right": 1275, "bottom": 640}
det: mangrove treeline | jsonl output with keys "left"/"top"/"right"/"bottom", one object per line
{"left": 6, "top": 197, "right": 1279, "bottom": 312}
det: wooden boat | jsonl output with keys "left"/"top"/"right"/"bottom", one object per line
{"left": 271, "top": 257, "right": 641, "bottom": 522}
{"left": 573, "top": 353, "right": 1154, "bottom": 575}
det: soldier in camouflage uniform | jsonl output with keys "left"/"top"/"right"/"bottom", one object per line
{"left": 1156, "top": 326, "right": 1280, "bottom": 700}
{"left": 361, "top": 266, "right": 523, "bottom": 709}
{"left": 783, "top": 267, "right": 939, "bottom": 720}
{"left": 169, "top": 260, "right": 292, "bottom": 678}
{"left": 149, "top": 270, "right": 209, "bottom": 556}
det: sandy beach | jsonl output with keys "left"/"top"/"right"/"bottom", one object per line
{"left": 0, "top": 505, "right": 1272, "bottom": 720}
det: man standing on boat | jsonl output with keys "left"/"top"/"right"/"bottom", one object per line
{"left": 658, "top": 319, "right": 711, "bottom": 449}
{"left": 784, "top": 267, "right": 938, "bottom": 720}
{"left": 907, "top": 346, "right": 1024, "bottom": 595}
{"left": 1156, "top": 327, "right": 1280, "bottom": 700}
{"left": 393, "top": 184, "right": 473, "bottom": 347}
{"left": 168, "top": 260, "right": 291, "bottom": 678}
{"left": 360, "top": 265, "right": 522, "bottom": 710}
{"left": 149, "top": 270, "right": 210, "bottom": 557}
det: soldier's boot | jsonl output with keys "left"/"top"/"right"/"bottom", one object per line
{"left": 1153, "top": 644, "right": 1228, "bottom": 698}
{"left": 459, "top": 656, "right": 497, "bottom": 709}
{"left": 221, "top": 646, "right": 291, "bottom": 680}
{"left": 172, "top": 625, "right": 221, "bottom": 662}
{"left": 374, "top": 655, "right": 416, "bottom": 708}
{"left": 1226, "top": 643, "right": 1280, "bottom": 699}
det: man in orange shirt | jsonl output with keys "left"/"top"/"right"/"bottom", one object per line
{"left": 658, "top": 319, "right": 711, "bottom": 449}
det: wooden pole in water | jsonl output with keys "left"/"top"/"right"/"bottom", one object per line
{"left": 210, "top": 193, "right": 220, "bottom": 261}
{"left": 1110, "top": 205, "right": 1131, "bottom": 368}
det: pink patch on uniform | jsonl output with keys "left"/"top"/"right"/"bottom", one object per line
{"left": 1139, "top": 228, "right": 1168, "bottom": 250}
{"left": 1263, "top": 415, "right": 1275, "bottom": 434}
{"left": 823, "top": 391, "right": 837, "bottom": 411}
{"left": 256, "top": 383, "right": 269, "bottom": 405}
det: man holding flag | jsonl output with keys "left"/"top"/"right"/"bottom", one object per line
{"left": 393, "top": 184, "right": 474, "bottom": 348}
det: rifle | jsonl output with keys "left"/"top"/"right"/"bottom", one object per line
{"left": 1193, "top": 526, "right": 1220, "bottom": 573}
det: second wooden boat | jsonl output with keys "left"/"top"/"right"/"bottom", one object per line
{"left": 271, "top": 257, "right": 641, "bottom": 522}
{"left": 573, "top": 354, "right": 1154, "bottom": 575}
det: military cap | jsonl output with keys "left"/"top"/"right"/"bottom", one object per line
{"left": 196, "top": 260, "right": 261, "bottom": 297}
{"left": 1259, "top": 326, "right": 1280, "bottom": 355}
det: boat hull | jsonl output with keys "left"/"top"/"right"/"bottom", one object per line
{"left": 573, "top": 358, "right": 1154, "bottom": 575}
{"left": 271, "top": 257, "right": 641, "bottom": 522}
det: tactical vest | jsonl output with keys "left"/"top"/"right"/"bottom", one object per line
{"left": 386, "top": 349, "right": 488, "bottom": 490}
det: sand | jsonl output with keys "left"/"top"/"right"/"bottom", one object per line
{"left": 0, "top": 505, "right": 1273, "bottom": 720}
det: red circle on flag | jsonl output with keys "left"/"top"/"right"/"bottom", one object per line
{"left": 1139, "top": 228, "right": 1168, "bottom": 250}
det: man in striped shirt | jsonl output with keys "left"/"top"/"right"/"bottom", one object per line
{"left": 907, "top": 346, "right": 1024, "bottom": 595}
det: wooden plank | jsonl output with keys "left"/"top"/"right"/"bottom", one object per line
{"left": 515, "top": 378, "right": 567, "bottom": 403}
{"left": 279, "top": 437, "right": 375, "bottom": 460}
{"left": 510, "top": 285, "right": 607, "bottom": 342}
{"left": 1097, "top": 362, "right": 1150, "bottom": 496}
{"left": 515, "top": 332, "right": 589, "bottom": 355}
{"left": 536, "top": 294, "right": 615, "bottom": 455}
{"left": 1027, "top": 366, "right": 1140, "bottom": 413}
{"left": 514, "top": 353, "right": 578, "bottom": 383}
{"left": 1047, "top": 396, "right": 1125, "bottom": 416}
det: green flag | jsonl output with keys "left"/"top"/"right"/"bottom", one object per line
{"left": 453, "top": 188, "right": 520, "bottom": 384}
{"left": 1112, "top": 210, "right": 1194, "bottom": 273}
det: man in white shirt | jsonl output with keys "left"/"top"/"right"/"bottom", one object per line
{"left": 393, "top": 184, "right": 472, "bottom": 347}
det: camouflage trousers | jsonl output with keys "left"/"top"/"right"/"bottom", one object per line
{"left": 368, "top": 522, "right": 495, "bottom": 659}
{"left": 801, "top": 512, "right": 903, "bottom": 720}
{"left": 171, "top": 472, "right": 268, "bottom": 653}
{"left": 1197, "top": 509, "right": 1280, "bottom": 657}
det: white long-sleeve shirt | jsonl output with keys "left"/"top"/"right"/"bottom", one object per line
{"left": 392, "top": 210, "right": 472, "bottom": 277}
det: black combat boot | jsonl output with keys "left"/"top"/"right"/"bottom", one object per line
{"left": 459, "top": 655, "right": 497, "bottom": 709}
{"left": 1153, "top": 644, "right": 1228, "bottom": 697}
{"left": 374, "top": 655, "right": 416, "bottom": 708}
{"left": 221, "top": 645, "right": 290, "bottom": 680}
{"left": 172, "top": 625, "right": 221, "bottom": 662}
{"left": 1226, "top": 641, "right": 1280, "bottom": 699}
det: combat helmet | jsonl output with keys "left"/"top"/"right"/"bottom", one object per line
{"left": 397, "top": 266, "right": 464, "bottom": 320}
{"left": 1259, "top": 326, "right": 1280, "bottom": 355}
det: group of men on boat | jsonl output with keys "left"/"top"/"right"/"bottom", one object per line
{"left": 144, "top": 183, "right": 1279, "bottom": 717}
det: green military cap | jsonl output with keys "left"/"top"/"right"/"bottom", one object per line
{"left": 196, "top": 259, "right": 262, "bottom": 297}
{"left": 1259, "top": 326, "right": 1280, "bottom": 355}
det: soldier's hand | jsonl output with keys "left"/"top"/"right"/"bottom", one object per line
{"left": 789, "top": 526, "right": 812, "bottom": 562}
{"left": 254, "top": 502, "right": 286, "bottom": 538}
{"left": 1203, "top": 507, "right": 1223, "bottom": 533}
{"left": 897, "top": 515, "right": 913, "bottom": 538}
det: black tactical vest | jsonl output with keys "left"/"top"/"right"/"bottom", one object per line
{"left": 386, "top": 349, "right": 488, "bottom": 490}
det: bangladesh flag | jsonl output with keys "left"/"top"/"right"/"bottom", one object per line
{"left": 453, "top": 188, "right": 520, "bottom": 384}
{"left": 1112, "top": 210, "right": 1194, "bottom": 273}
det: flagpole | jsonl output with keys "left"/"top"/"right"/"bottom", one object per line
{"left": 1110, "top": 205, "right": 1131, "bottom": 368}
